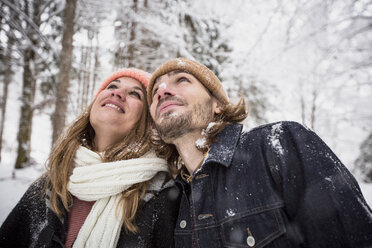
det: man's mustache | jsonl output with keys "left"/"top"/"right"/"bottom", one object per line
{"left": 156, "top": 96, "right": 187, "bottom": 113}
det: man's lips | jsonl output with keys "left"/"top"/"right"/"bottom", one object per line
{"left": 102, "top": 100, "right": 125, "bottom": 113}
{"left": 157, "top": 101, "right": 183, "bottom": 116}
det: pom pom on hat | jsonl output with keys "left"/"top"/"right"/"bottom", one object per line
{"left": 147, "top": 58, "right": 229, "bottom": 105}
{"left": 96, "top": 68, "right": 151, "bottom": 96}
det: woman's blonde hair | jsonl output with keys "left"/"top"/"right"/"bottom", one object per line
{"left": 151, "top": 95, "right": 248, "bottom": 175}
{"left": 44, "top": 83, "right": 151, "bottom": 233}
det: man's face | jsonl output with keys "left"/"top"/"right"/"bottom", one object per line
{"left": 149, "top": 71, "right": 221, "bottom": 143}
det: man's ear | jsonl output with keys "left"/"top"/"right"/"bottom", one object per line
{"left": 212, "top": 97, "right": 222, "bottom": 114}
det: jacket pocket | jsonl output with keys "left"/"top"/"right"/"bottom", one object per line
{"left": 221, "top": 207, "right": 285, "bottom": 248}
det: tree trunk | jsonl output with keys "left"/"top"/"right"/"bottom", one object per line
{"left": 15, "top": 47, "right": 36, "bottom": 169}
{"left": 51, "top": 0, "right": 77, "bottom": 145}
{"left": 91, "top": 32, "right": 100, "bottom": 98}
{"left": 77, "top": 46, "right": 87, "bottom": 111}
{"left": 310, "top": 88, "right": 318, "bottom": 130}
{"left": 84, "top": 35, "right": 93, "bottom": 106}
{"left": 127, "top": 0, "right": 138, "bottom": 67}
{"left": 0, "top": 1, "right": 4, "bottom": 67}
{"left": 14, "top": 0, "right": 41, "bottom": 169}
{"left": 0, "top": 37, "right": 15, "bottom": 162}
{"left": 82, "top": 45, "right": 91, "bottom": 108}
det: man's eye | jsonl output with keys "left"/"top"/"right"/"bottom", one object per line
{"left": 107, "top": 84, "right": 117, "bottom": 89}
{"left": 178, "top": 77, "right": 189, "bottom": 82}
{"left": 152, "top": 88, "right": 158, "bottom": 97}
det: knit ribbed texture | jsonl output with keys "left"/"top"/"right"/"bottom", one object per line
{"left": 65, "top": 197, "right": 95, "bottom": 248}
{"left": 67, "top": 146, "right": 168, "bottom": 248}
{"left": 96, "top": 68, "right": 151, "bottom": 96}
{"left": 147, "top": 58, "right": 229, "bottom": 105}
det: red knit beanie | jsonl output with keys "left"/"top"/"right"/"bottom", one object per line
{"left": 95, "top": 68, "right": 151, "bottom": 96}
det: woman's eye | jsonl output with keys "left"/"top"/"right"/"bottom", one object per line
{"left": 107, "top": 84, "right": 117, "bottom": 89}
{"left": 130, "top": 91, "right": 141, "bottom": 99}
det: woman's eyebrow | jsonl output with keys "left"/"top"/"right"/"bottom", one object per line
{"left": 132, "top": 86, "right": 145, "bottom": 94}
{"left": 110, "top": 79, "right": 120, "bottom": 84}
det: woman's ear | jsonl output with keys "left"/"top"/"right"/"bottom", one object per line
{"left": 212, "top": 97, "right": 222, "bottom": 115}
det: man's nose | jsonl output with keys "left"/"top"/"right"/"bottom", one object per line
{"left": 157, "top": 84, "right": 174, "bottom": 99}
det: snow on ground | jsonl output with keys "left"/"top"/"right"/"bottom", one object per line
{"left": 0, "top": 162, "right": 45, "bottom": 224}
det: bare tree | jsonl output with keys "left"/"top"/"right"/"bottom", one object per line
{"left": 113, "top": 0, "right": 139, "bottom": 69}
{"left": 127, "top": 0, "right": 138, "bottom": 67}
{"left": 0, "top": 2, "right": 18, "bottom": 162}
{"left": 77, "top": 46, "right": 85, "bottom": 111}
{"left": 51, "top": 0, "right": 77, "bottom": 145}
{"left": 0, "top": 31, "right": 14, "bottom": 162}
{"left": 354, "top": 131, "right": 372, "bottom": 182}
{"left": 14, "top": 0, "right": 42, "bottom": 169}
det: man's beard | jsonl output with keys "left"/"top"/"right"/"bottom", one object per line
{"left": 155, "top": 97, "right": 213, "bottom": 143}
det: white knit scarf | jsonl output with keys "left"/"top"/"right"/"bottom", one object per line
{"left": 67, "top": 146, "right": 168, "bottom": 248}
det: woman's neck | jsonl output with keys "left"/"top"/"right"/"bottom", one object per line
{"left": 93, "top": 133, "right": 119, "bottom": 152}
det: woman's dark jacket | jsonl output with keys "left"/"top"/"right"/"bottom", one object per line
{"left": 174, "top": 121, "right": 372, "bottom": 248}
{"left": 0, "top": 173, "right": 180, "bottom": 248}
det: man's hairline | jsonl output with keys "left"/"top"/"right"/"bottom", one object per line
{"left": 152, "top": 70, "right": 220, "bottom": 103}
{"left": 153, "top": 70, "right": 191, "bottom": 85}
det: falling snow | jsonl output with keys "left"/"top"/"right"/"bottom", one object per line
{"left": 226, "top": 209, "right": 236, "bottom": 217}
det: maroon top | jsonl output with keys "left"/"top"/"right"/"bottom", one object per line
{"left": 65, "top": 197, "right": 95, "bottom": 248}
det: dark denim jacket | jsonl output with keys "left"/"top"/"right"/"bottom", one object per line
{"left": 174, "top": 121, "right": 372, "bottom": 248}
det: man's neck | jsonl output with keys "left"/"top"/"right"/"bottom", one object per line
{"left": 173, "top": 131, "right": 205, "bottom": 175}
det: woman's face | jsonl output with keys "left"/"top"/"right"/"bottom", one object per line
{"left": 90, "top": 76, "right": 145, "bottom": 143}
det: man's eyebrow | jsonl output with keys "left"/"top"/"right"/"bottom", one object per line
{"left": 154, "top": 70, "right": 188, "bottom": 85}
{"left": 167, "top": 70, "right": 186, "bottom": 77}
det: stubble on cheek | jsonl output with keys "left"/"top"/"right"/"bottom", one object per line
{"left": 154, "top": 98, "right": 213, "bottom": 143}
{"left": 155, "top": 111, "right": 192, "bottom": 142}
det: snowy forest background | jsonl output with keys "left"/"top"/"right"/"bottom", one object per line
{"left": 0, "top": 0, "right": 372, "bottom": 223}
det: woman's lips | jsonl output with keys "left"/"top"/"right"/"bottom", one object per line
{"left": 102, "top": 100, "right": 125, "bottom": 113}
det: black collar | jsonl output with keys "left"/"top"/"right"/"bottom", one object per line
{"left": 204, "top": 123, "right": 243, "bottom": 168}
{"left": 175, "top": 123, "right": 243, "bottom": 185}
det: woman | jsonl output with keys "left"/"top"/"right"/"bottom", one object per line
{"left": 0, "top": 68, "right": 180, "bottom": 248}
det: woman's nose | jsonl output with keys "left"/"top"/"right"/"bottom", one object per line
{"left": 111, "top": 89, "right": 126, "bottom": 101}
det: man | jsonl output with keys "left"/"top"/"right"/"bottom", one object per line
{"left": 147, "top": 57, "right": 372, "bottom": 248}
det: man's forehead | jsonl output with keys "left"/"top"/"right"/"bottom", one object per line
{"left": 154, "top": 70, "right": 191, "bottom": 84}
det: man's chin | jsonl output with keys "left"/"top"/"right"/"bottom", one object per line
{"left": 155, "top": 113, "right": 192, "bottom": 143}
{"left": 159, "top": 109, "right": 181, "bottom": 118}
{"left": 156, "top": 111, "right": 180, "bottom": 124}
